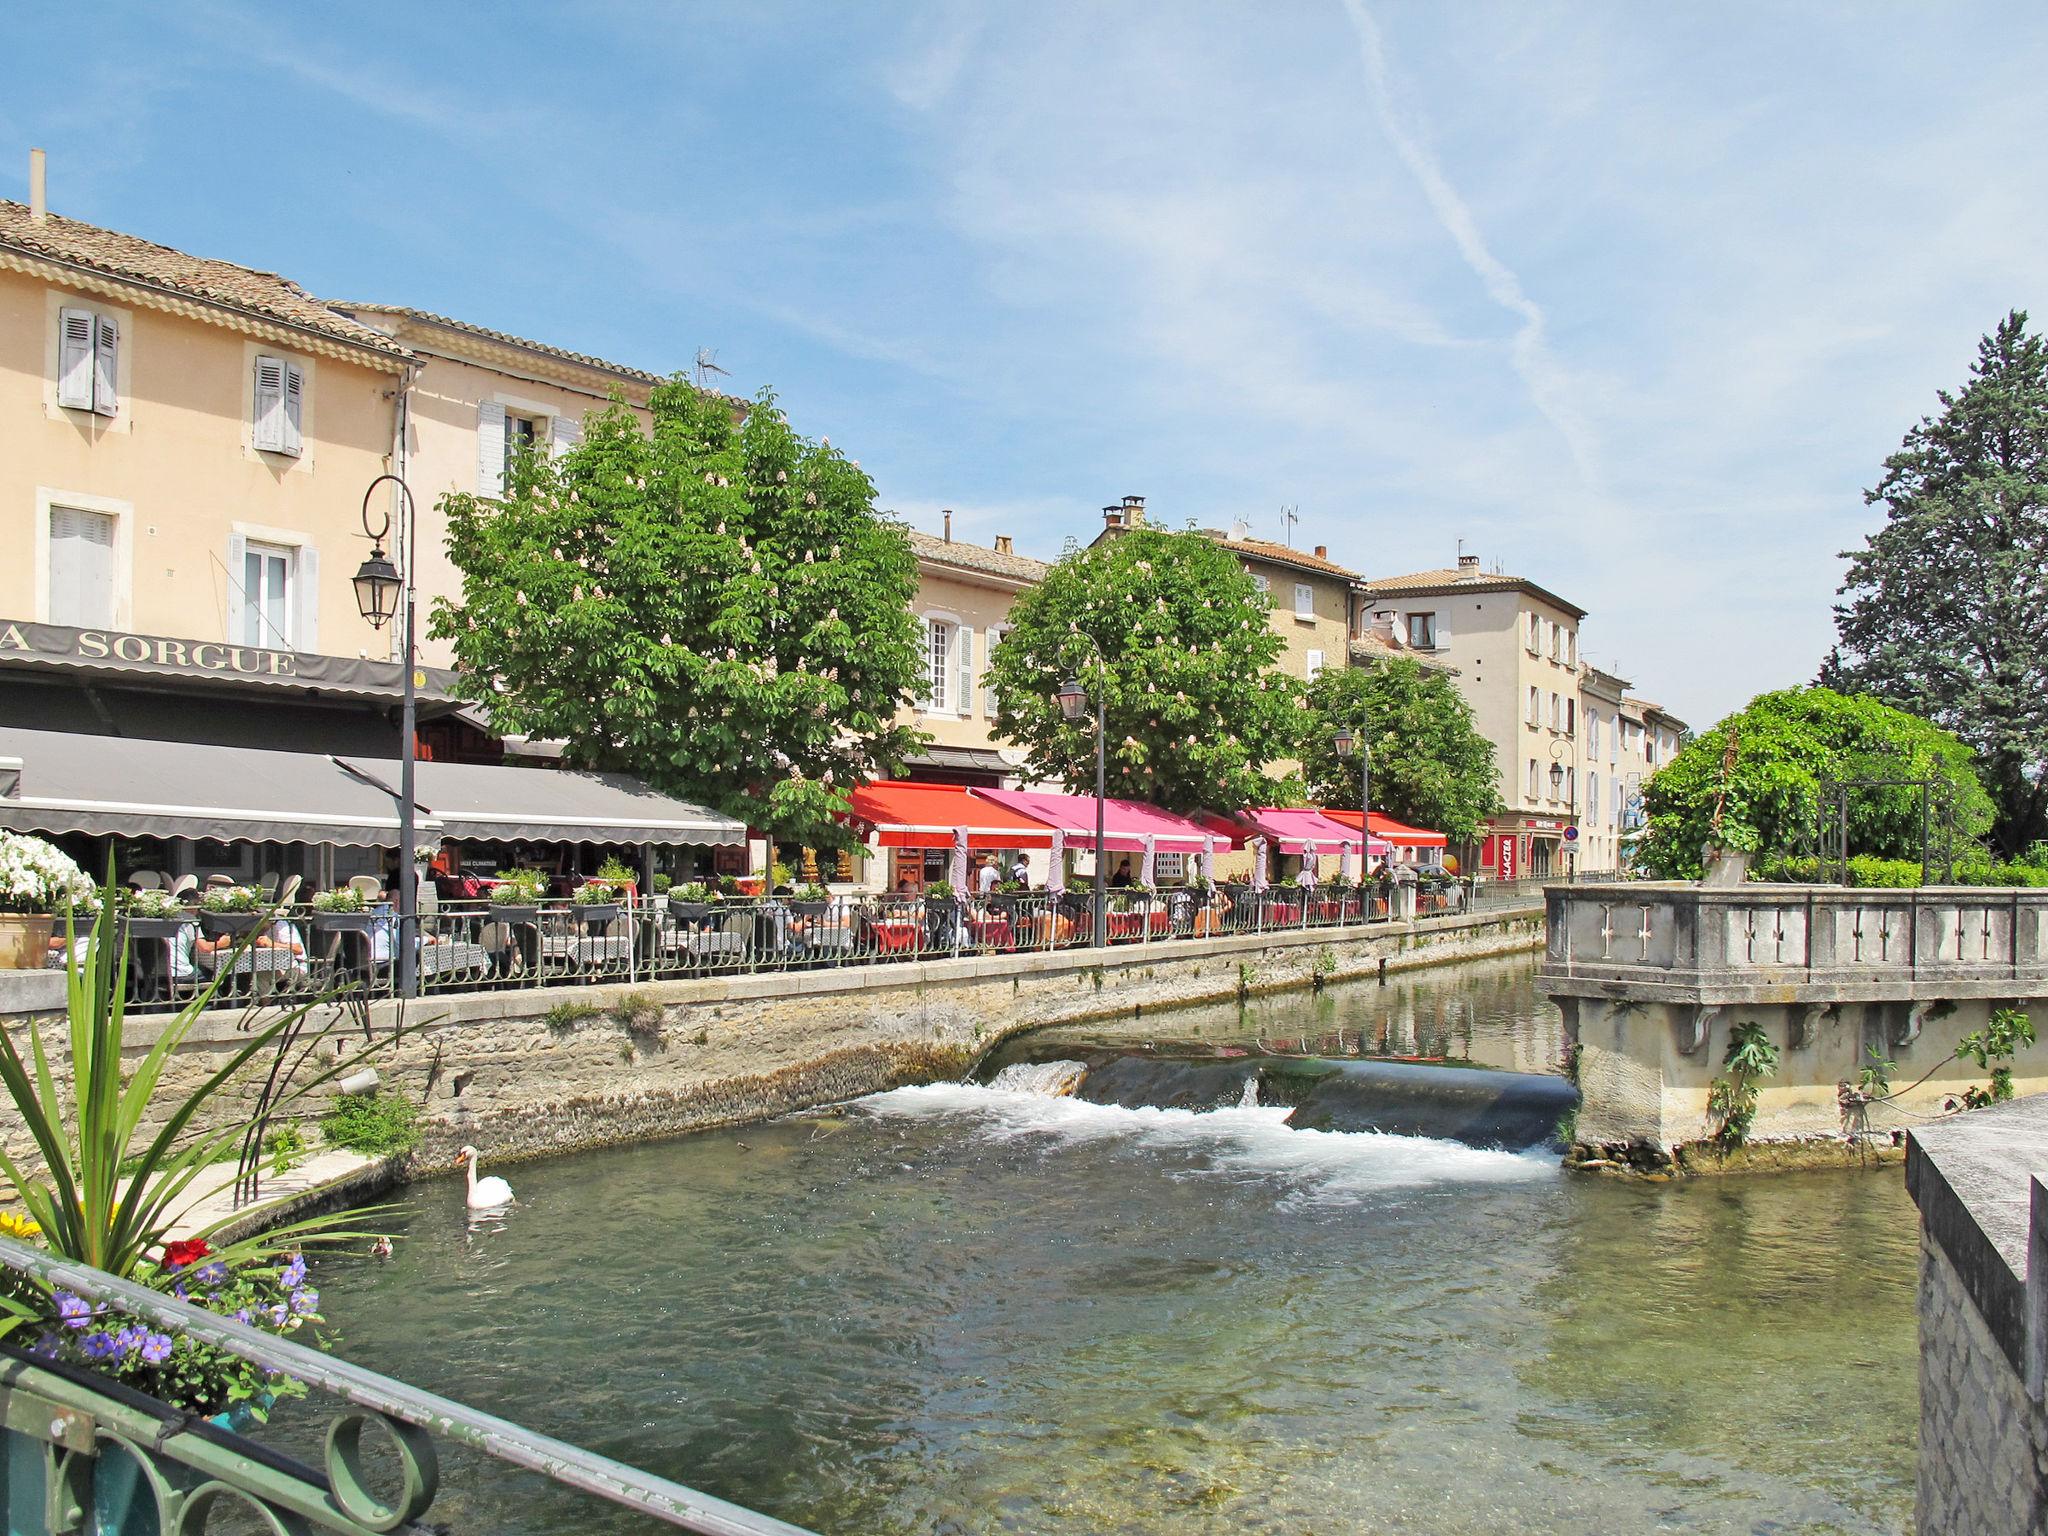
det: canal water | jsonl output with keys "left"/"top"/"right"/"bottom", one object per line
{"left": 297, "top": 954, "right": 1918, "bottom": 1535}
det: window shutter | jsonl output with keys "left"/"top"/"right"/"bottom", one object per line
{"left": 295, "top": 543, "right": 319, "bottom": 650}
{"left": 955, "top": 625, "right": 974, "bottom": 716}
{"left": 252, "top": 356, "right": 286, "bottom": 452}
{"left": 550, "top": 412, "right": 581, "bottom": 457}
{"left": 983, "top": 629, "right": 1002, "bottom": 718}
{"left": 58, "top": 309, "right": 95, "bottom": 409}
{"left": 1294, "top": 583, "right": 1313, "bottom": 618}
{"left": 477, "top": 402, "right": 506, "bottom": 495}
{"left": 91, "top": 315, "right": 118, "bottom": 417}
{"left": 1433, "top": 610, "right": 1451, "bottom": 649}
{"left": 1305, "top": 649, "right": 1324, "bottom": 680}
{"left": 916, "top": 620, "right": 935, "bottom": 708}
{"left": 282, "top": 362, "right": 305, "bottom": 456}
{"left": 225, "top": 532, "right": 248, "bottom": 641}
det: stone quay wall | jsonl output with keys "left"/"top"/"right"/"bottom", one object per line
{"left": 0, "top": 904, "right": 1543, "bottom": 1175}
{"left": 1907, "top": 1099, "right": 2048, "bottom": 1534}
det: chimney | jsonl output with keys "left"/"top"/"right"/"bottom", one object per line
{"left": 1372, "top": 611, "right": 1398, "bottom": 643}
{"left": 1103, "top": 503, "right": 1125, "bottom": 530}
{"left": 29, "top": 149, "right": 47, "bottom": 224}
{"left": 1457, "top": 553, "right": 1481, "bottom": 572}
{"left": 994, "top": 535, "right": 1014, "bottom": 556}
{"left": 942, "top": 509, "right": 953, "bottom": 543}
{"left": 1313, "top": 544, "right": 1327, "bottom": 559}
{"left": 1121, "top": 494, "right": 1145, "bottom": 527}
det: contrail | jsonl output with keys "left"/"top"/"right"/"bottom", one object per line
{"left": 1341, "top": 0, "right": 1603, "bottom": 491}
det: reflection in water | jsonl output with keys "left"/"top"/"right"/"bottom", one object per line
{"left": 279, "top": 955, "right": 1914, "bottom": 1535}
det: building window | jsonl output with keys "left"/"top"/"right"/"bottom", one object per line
{"left": 240, "top": 541, "right": 296, "bottom": 648}
{"left": 57, "top": 308, "right": 118, "bottom": 418}
{"left": 1526, "top": 612, "right": 1541, "bottom": 652}
{"left": 1305, "top": 649, "right": 1324, "bottom": 681}
{"left": 47, "top": 507, "right": 117, "bottom": 627}
{"left": 1293, "top": 583, "right": 1314, "bottom": 620}
{"left": 1251, "top": 573, "right": 1270, "bottom": 598}
{"left": 1562, "top": 629, "right": 1575, "bottom": 666}
{"left": 1406, "top": 611, "right": 1436, "bottom": 649}
{"left": 982, "top": 627, "right": 1004, "bottom": 718}
{"left": 1565, "top": 767, "right": 1576, "bottom": 805}
{"left": 251, "top": 355, "right": 305, "bottom": 456}
{"left": 1565, "top": 698, "right": 1576, "bottom": 736}
{"left": 1155, "top": 852, "right": 1186, "bottom": 883}
{"left": 1587, "top": 711, "right": 1600, "bottom": 757}
{"left": 1550, "top": 692, "right": 1561, "bottom": 730}
{"left": 1587, "top": 770, "right": 1599, "bottom": 819}
{"left": 504, "top": 412, "right": 543, "bottom": 483}
{"left": 922, "top": 619, "right": 952, "bottom": 712}
{"left": 1527, "top": 759, "right": 1539, "bottom": 800}
{"left": 1527, "top": 686, "right": 1540, "bottom": 725}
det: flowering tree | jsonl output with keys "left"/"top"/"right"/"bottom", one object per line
{"left": 433, "top": 382, "right": 926, "bottom": 848}
{"left": 984, "top": 528, "right": 1298, "bottom": 812}
{"left": 1296, "top": 660, "right": 1501, "bottom": 842}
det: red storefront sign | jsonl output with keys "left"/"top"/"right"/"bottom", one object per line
{"left": 1487, "top": 833, "right": 1518, "bottom": 880}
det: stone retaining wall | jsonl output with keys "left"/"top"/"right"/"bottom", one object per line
{"left": 0, "top": 906, "right": 1543, "bottom": 1175}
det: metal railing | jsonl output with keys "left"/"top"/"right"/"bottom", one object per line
{"left": 89, "top": 878, "right": 1500, "bottom": 1012}
{"left": 0, "top": 1235, "right": 811, "bottom": 1535}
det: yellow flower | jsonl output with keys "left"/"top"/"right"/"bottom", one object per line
{"left": 0, "top": 1211, "right": 42, "bottom": 1241}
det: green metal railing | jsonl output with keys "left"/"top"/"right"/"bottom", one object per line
{"left": 0, "top": 1236, "right": 812, "bottom": 1536}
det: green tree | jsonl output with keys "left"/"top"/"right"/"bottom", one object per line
{"left": 1826, "top": 311, "right": 2048, "bottom": 856}
{"left": 1635, "top": 687, "right": 1994, "bottom": 879}
{"left": 1296, "top": 659, "right": 1501, "bottom": 843}
{"left": 431, "top": 382, "right": 925, "bottom": 848}
{"left": 984, "top": 528, "right": 1298, "bottom": 812}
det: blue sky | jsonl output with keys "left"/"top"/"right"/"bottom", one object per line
{"left": 7, "top": 2, "right": 2047, "bottom": 725}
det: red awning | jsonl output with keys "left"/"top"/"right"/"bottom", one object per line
{"left": 1321, "top": 809, "right": 1449, "bottom": 849}
{"left": 845, "top": 781, "right": 1056, "bottom": 850}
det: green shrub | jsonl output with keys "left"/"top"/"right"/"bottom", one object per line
{"left": 321, "top": 1091, "right": 421, "bottom": 1157}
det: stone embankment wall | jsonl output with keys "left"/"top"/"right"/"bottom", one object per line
{"left": 1907, "top": 1099, "right": 2048, "bottom": 1534}
{"left": 0, "top": 906, "right": 1542, "bottom": 1174}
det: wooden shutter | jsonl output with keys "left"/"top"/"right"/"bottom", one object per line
{"left": 294, "top": 543, "right": 319, "bottom": 650}
{"left": 225, "top": 532, "right": 248, "bottom": 642}
{"left": 476, "top": 402, "right": 506, "bottom": 495}
{"left": 982, "top": 629, "right": 1002, "bottom": 718}
{"left": 955, "top": 625, "right": 974, "bottom": 716}
{"left": 549, "top": 412, "right": 581, "bottom": 457}
{"left": 252, "top": 356, "right": 286, "bottom": 452}
{"left": 1433, "top": 608, "right": 1451, "bottom": 650}
{"left": 57, "top": 309, "right": 95, "bottom": 409}
{"left": 281, "top": 362, "right": 305, "bottom": 456}
{"left": 91, "top": 315, "right": 118, "bottom": 417}
{"left": 48, "top": 509, "right": 115, "bottom": 628}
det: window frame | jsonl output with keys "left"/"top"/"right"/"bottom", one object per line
{"left": 1405, "top": 611, "right": 1436, "bottom": 649}
{"left": 240, "top": 540, "right": 298, "bottom": 650}
{"left": 1292, "top": 582, "right": 1315, "bottom": 621}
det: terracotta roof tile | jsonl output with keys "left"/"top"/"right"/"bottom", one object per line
{"left": 0, "top": 201, "right": 409, "bottom": 358}
{"left": 1348, "top": 630, "right": 1456, "bottom": 672}
{"left": 1200, "top": 531, "right": 1361, "bottom": 580}
{"left": 907, "top": 529, "right": 1048, "bottom": 583}
{"left": 1367, "top": 566, "right": 1587, "bottom": 618}
{"left": 330, "top": 303, "right": 664, "bottom": 384}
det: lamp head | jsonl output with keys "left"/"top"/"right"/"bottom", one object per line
{"left": 1056, "top": 674, "right": 1088, "bottom": 722}
{"left": 352, "top": 545, "right": 402, "bottom": 631}
{"left": 1332, "top": 725, "right": 1356, "bottom": 759}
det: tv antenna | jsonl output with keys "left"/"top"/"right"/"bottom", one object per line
{"left": 693, "top": 348, "right": 731, "bottom": 389}
{"left": 1278, "top": 505, "right": 1299, "bottom": 547}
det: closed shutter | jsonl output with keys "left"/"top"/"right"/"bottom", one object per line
{"left": 295, "top": 543, "right": 319, "bottom": 650}
{"left": 1305, "top": 648, "right": 1323, "bottom": 680}
{"left": 281, "top": 362, "right": 305, "bottom": 456}
{"left": 550, "top": 412, "right": 581, "bottom": 457}
{"left": 48, "top": 508, "right": 116, "bottom": 628}
{"left": 1434, "top": 609, "right": 1451, "bottom": 650}
{"left": 225, "top": 532, "right": 248, "bottom": 642}
{"left": 57, "top": 309, "right": 95, "bottom": 409}
{"left": 252, "top": 356, "right": 286, "bottom": 452}
{"left": 91, "top": 315, "right": 118, "bottom": 417}
{"left": 1294, "top": 583, "right": 1313, "bottom": 619}
{"left": 476, "top": 402, "right": 506, "bottom": 495}
{"left": 955, "top": 626, "right": 974, "bottom": 716}
{"left": 982, "top": 629, "right": 1002, "bottom": 718}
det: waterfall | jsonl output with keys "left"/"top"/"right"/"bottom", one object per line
{"left": 990, "top": 1060, "right": 1089, "bottom": 1097}
{"left": 1238, "top": 1076, "right": 1260, "bottom": 1109}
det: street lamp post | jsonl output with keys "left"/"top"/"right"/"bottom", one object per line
{"left": 1055, "top": 637, "right": 1109, "bottom": 951}
{"left": 1332, "top": 718, "right": 1370, "bottom": 877}
{"left": 352, "top": 474, "right": 418, "bottom": 999}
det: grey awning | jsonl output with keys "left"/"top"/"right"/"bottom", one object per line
{"left": 0, "top": 728, "right": 426, "bottom": 848}
{"left": 903, "top": 746, "right": 1015, "bottom": 776}
{"left": 338, "top": 758, "right": 745, "bottom": 847}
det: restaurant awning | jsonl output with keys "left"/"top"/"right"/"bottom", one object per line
{"left": 1321, "top": 809, "right": 1448, "bottom": 849}
{"left": 337, "top": 759, "right": 745, "bottom": 847}
{"left": 0, "top": 727, "right": 428, "bottom": 848}
{"left": 971, "top": 788, "right": 1213, "bottom": 853}
{"left": 1228, "top": 807, "right": 1392, "bottom": 858}
{"left": 844, "top": 782, "right": 1055, "bottom": 849}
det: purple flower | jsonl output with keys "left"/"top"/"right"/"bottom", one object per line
{"left": 27, "top": 1332, "right": 59, "bottom": 1361}
{"left": 55, "top": 1293, "right": 92, "bottom": 1330}
{"left": 171, "top": 1282, "right": 188, "bottom": 1300}
{"left": 113, "top": 1326, "right": 144, "bottom": 1354}
{"left": 139, "top": 1333, "right": 173, "bottom": 1365}
{"left": 280, "top": 1256, "right": 307, "bottom": 1289}
{"left": 266, "top": 1303, "right": 288, "bottom": 1327}
{"left": 196, "top": 1262, "right": 228, "bottom": 1288}
{"left": 81, "top": 1331, "right": 122, "bottom": 1362}
{"left": 232, "top": 1308, "right": 253, "bottom": 1325}
{"left": 289, "top": 1288, "right": 318, "bottom": 1316}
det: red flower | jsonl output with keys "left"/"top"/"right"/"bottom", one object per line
{"left": 161, "top": 1239, "right": 212, "bottom": 1269}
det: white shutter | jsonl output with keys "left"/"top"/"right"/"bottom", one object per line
{"left": 281, "top": 362, "right": 304, "bottom": 456}
{"left": 550, "top": 412, "right": 581, "bottom": 457}
{"left": 1305, "top": 648, "right": 1323, "bottom": 680}
{"left": 57, "top": 309, "right": 95, "bottom": 409}
{"left": 477, "top": 401, "right": 506, "bottom": 495}
{"left": 955, "top": 625, "right": 974, "bottom": 716}
{"left": 1433, "top": 609, "right": 1451, "bottom": 649}
{"left": 48, "top": 509, "right": 115, "bottom": 628}
{"left": 295, "top": 544, "right": 319, "bottom": 651}
{"left": 91, "top": 315, "right": 118, "bottom": 417}
{"left": 252, "top": 356, "right": 286, "bottom": 452}
{"left": 982, "top": 629, "right": 1002, "bottom": 718}
{"left": 225, "top": 532, "right": 248, "bottom": 642}
{"left": 915, "top": 620, "right": 935, "bottom": 708}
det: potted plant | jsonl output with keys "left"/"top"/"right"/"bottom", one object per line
{"left": 668, "top": 881, "right": 713, "bottom": 925}
{"left": 570, "top": 878, "right": 622, "bottom": 927}
{"left": 487, "top": 870, "right": 547, "bottom": 926}
{"left": 0, "top": 831, "right": 92, "bottom": 969}
{"left": 308, "top": 886, "right": 377, "bottom": 934}
{"left": 988, "top": 878, "right": 1026, "bottom": 916}
{"left": 122, "top": 886, "right": 190, "bottom": 942}
{"left": 789, "top": 882, "right": 831, "bottom": 918}
{"left": 198, "top": 883, "right": 269, "bottom": 939}
{"left": 926, "top": 880, "right": 958, "bottom": 906}
{"left": 651, "top": 873, "right": 673, "bottom": 896}
{"left": 595, "top": 856, "right": 637, "bottom": 894}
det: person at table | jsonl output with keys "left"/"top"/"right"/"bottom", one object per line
{"left": 975, "top": 855, "right": 1000, "bottom": 896}
{"left": 1109, "top": 858, "right": 1134, "bottom": 888}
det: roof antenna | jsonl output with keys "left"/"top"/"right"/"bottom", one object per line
{"left": 1457, "top": 537, "right": 1466, "bottom": 564}
{"left": 1278, "top": 505, "right": 1299, "bottom": 547}
{"left": 693, "top": 347, "right": 731, "bottom": 389}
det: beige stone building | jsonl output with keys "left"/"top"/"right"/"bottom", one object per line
{"left": 1575, "top": 662, "right": 1631, "bottom": 874}
{"left": 1362, "top": 554, "right": 1588, "bottom": 879}
{"left": 0, "top": 194, "right": 411, "bottom": 663}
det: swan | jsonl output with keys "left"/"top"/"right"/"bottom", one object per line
{"left": 457, "top": 1146, "right": 513, "bottom": 1208}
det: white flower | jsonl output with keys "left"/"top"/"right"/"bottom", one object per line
{"left": 776, "top": 470, "right": 788, "bottom": 483}
{"left": 805, "top": 492, "right": 818, "bottom": 506}
{"left": 0, "top": 832, "right": 92, "bottom": 913}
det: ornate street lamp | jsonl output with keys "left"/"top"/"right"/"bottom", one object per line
{"left": 1057, "top": 642, "right": 1109, "bottom": 950}
{"left": 354, "top": 475, "right": 420, "bottom": 999}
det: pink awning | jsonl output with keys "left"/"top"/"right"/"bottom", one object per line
{"left": 1322, "top": 809, "right": 1447, "bottom": 849}
{"left": 1240, "top": 807, "right": 1392, "bottom": 858}
{"left": 971, "top": 788, "right": 1213, "bottom": 852}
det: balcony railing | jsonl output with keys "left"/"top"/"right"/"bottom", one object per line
{"left": 93, "top": 880, "right": 1493, "bottom": 1013}
{"left": 0, "top": 1234, "right": 810, "bottom": 1535}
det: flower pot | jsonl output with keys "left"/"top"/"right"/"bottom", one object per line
{"left": 198, "top": 911, "right": 267, "bottom": 940}
{"left": 668, "top": 898, "right": 709, "bottom": 926}
{"left": 310, "top": 912, "right": 380, "bottom": 934}
{"left": 790, "top": 900, "right": 829, "bottom": 919}
{"left": 489, "top": 903, "right": 539, "bottom": 926}
{"left": 121, "top": 916, "right": 190, "bottom": 942}
{"left": 0, "top": 914, "right": 53, "bottom": 969}
{"left": 572, "top": 902, "right": 621, "bottom": 927}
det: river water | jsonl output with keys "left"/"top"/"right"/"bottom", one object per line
{"left": 297, "top": 954, "right": 1918, "bottom": 1535}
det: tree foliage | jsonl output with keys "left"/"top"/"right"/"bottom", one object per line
{"left": 431, "top": 382, "right": 925, "bottom": 848}
{"left": 984, "top": 528, "right": 1299, "bottom": 812}
{"left": 1295, "top": 659, "right": 1501, "bottom": 843}
{"left": 1635, "top": 687, "right": 1994, "bottom": 879}
{"left": 1825, "top": 311, "right": 2048, "bottom": 856}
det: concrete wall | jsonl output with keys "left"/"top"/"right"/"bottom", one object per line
{"left": 0, "top": 906, "right": 1542, "bottom": 1175}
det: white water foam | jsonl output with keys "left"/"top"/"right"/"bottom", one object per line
{"left": 861, "top": 1081, "right": 1558, "bottom": 1206}
{"left": 988, "top": 1060, "right": 1089, "bottom": 1097}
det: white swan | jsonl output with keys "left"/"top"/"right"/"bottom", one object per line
{"left": 457, "top": 1145, "right": 513, "bottom": 1208}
